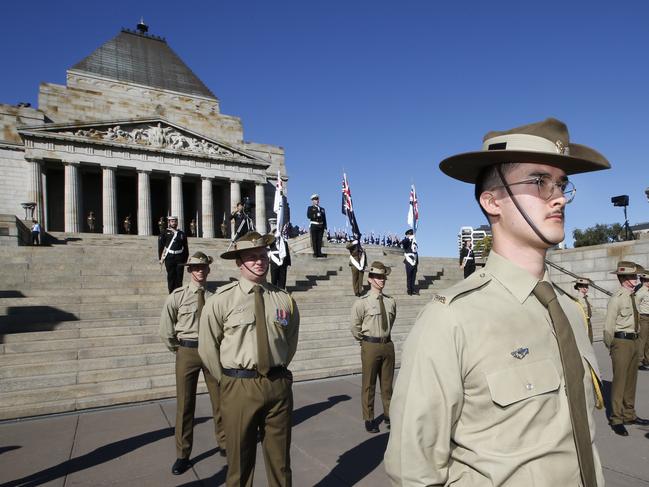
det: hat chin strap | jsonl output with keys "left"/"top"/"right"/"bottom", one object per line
{"left": 496, "top": 165, "right": 560, "bottom": 247}
{"left": 241, "top": 260, "right": 267, "bottom": 279}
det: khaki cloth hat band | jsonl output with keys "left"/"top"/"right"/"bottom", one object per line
{"left": 483, "top": 134, "right": 568, "bottom": 155}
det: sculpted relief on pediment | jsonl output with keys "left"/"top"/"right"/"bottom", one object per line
{"left": 59, "top": 122, "right": 253, "bottom": 161}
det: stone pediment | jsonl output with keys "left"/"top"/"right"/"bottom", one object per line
{"left": 19, "top": 119, "right": 268, "bottom": 167}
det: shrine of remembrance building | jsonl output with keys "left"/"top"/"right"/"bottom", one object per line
{"left": 0, "top": 23, "right": 287, "bottom": 238}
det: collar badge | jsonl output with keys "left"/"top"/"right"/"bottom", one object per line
{"left": 511, "top": 347, "right": 529, "bottom": 360}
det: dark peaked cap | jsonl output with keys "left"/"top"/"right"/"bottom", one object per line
{"left": 439, "top": 118, "right": 611, "bottom": 183}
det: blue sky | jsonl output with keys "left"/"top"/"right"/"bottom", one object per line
{"left": 2, "top": 1, "right": 648, "bottom": 256}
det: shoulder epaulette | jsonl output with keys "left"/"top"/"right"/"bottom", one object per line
{"left": 432, "top": 271, "right": 491, "bottom": 306}
{"left": 215, "top": 281, "right": 238, "bottom": 295}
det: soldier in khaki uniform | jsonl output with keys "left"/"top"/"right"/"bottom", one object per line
{"left": 199, "top": 232, "right": 299, "bottom": 487}
{"left": 351, "top": 261, "right": 396, "bottom": 433}
{"left": 635, "top": 271, "right": 649, "bottom": 371}
{"left": 603, "top": 261, "right": 649, "bottom": 436}
{"left": 346, "top": 239, "right": 366, "bottom": 296}
{"left": 385, "top": 118, "right": 609, "bottom": 486}
{"left": 574, "top": 277, "right": 594, "bottom": 343}
{"left": 159, "top": 251, "right": 226, "bottom": 475}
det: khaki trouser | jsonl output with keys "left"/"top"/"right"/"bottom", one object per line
{"left": 361, "top": 340, "right": 395, "bottom": 421}
{"left": 351, "top": 268, "right": 364, "bottom": 296}
{"left": 176, "top": 345, "right": 226, "bottom": 458}
{"left": 220, "top": 370, "right": 293, "bottom": 487}
{"left": 610, "top": 337, "right": 639, "bottom": 425}
{"left": 638, "top": 315, "right": 649, "bottom": 366}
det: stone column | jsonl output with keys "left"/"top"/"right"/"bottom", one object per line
{"left": 230, "top": 179, "right": 241, "bottom": 236}
{"left": 41, "top": 171, "right": 48, "bottom": 231}
{"left": 201, "top": 177, "right": 214, "bottom": 239}
{"left": 64, "top": 161, "right": 80, "bottom": 233}
{"left": 171, "top": 173, "right": 185, "bottom": 231}
{"left": 255, "top": 182, "right": 267, "bottom": 234}
{"left": 102, "top": 166, "right": 118, "bottom": 234}
{"left": 26, "top": 159, "right": 43, "bottom": 224}
{"left": 221, "top": 183, "right": 230, "bottom": 238}
{"left": 137, "top": 170, "right": 152, "bottom": 236}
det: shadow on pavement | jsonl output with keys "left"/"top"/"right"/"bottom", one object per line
{"left": 292, "top": 394, "right": 352, "bottom": 428}
{"left": 3, "top": 417, "right": 210, "bottom": 487}
{"left": 0, "top": 445, "right": 21, "bottom": 455}
{"left": 313, "top": 432, "right": 389, "bottom": 486}
{"left": 178, "top": 465, "right": 227, "bottom": 487}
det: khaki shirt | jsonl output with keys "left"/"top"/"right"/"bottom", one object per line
{"left": 198, "top": 277, "right": 299, "bottom": 382}
{"left": 604, "top": 287, "right": 637, "bottom": 347}
{"left": 159, "top": 282, "right": 213, "bottom": 351}
{"left": 575, "top": 294, "right": 592, "bottom": 320}
{"left": 384, "top": 251, "right": 603, "bottom": 487}
{"left": 635, "top": 284, "right": 649, "bottom": 315}
{"left": 350, "top": 291, "right": 396, "bottom": 340}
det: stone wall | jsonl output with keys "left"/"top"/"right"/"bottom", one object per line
{"left": 39, "top": 72, "right": 245, "bottom": 145}
{"left": 0, "top": 105, "right": 45, "bottom": 144}
{"left": 547, "top": 240, "right": 649, "bottom": 312}
{"left": 0, "top": 146, "right": 28, "bottom": 218}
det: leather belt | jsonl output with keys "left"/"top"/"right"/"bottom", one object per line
{"left": 640, "top": 314, "right": 649, "bottom": 317}
{"left": 179, "top": 339, "right": 199, "bottom": 348}
{"left": 614, "top": 332, "right": 638, "bottom": 340}
{"left": 222, "top": 366, "right": 287, "bottom": 379}
{"left": 362, "top": 336, "right": 392, "bottom": 344}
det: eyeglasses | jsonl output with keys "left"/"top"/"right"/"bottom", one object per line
{"left": 493, "top": 175, "right": 576, "bottom": 203}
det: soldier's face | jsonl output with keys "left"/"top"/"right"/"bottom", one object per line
{"left": 368, "top": 275, "right": 386, "bottom": 292}
{"left": 168, "top": 219, "right": 178, "bottom": 229}
{"left": 577, "top": 285, "right": 588, "bottom": 296}
{"left": 492, "top": 163, "right": 567, "bottom": 249}
{"left": 189, "top": 264, "right": 210, "bottom": 284}
{"left": 237, "top": 248, "right": 269, "bottom": 282}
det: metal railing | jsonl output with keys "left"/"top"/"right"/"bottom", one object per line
{"left": 545, "top": 258, "right": 612, "bottom": 297}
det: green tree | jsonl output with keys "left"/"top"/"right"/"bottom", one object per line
{"left": 473, "top": 235, "right": 493, "bottom": 258}
{"left": 573, "top": 223, "right": 624, "bottom": 247}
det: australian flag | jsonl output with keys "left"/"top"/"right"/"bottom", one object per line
{"left": 341, "top": 173, "right": 362, "bottom": 241}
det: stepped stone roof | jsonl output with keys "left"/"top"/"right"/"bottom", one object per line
{"left": 70, "top": 28, "right": 216, "bottom": 99}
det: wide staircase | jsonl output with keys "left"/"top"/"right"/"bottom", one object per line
{"left": 0, "top": 233, "right": 462, "bottom": 420}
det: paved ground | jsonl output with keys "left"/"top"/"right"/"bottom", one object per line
{"left": 1, "top": 342, "right": 648, "bottom": 486}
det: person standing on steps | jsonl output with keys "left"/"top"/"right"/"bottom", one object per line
{"left": 402, "top": 229, "right": 418, "bottom": 295}
{"left": 351, "top": 261, "right": 396, "bottom": 434}
{"left": 159, "top": 251, "right": 227, "bottom": 475}
{"left": 199, "top": 231, "right": 300, "bottom": 487}
{"left": 307, "top": 194, "right": 326, "bottom": 257}
{"left": 158, "top": 216, "right": 189, "bottom": 293}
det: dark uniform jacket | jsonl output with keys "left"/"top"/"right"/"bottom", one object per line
{"left": 307, "top": 205, "right": 327, "bottom": 229}
{"left": 269, "top": 238, "right": 292, "bottom": 267}
{"left": 402, "top": 237, "right": 418, "bottom": 266}
{"left": 158, "top": 228, "right": 189, "bottom": 262}
{"left": 230, "top": 210, "right": 251, "bottom": 237}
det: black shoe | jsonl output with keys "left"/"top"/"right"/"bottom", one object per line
{"left": 639, "top": 365, "right": 649, "bottom": 371}
{"left": 611, "top": 424, "right": 629, "bottom": 436}
{"left": 365, "top": 420, "right": 379, "bottom": 433}
{"left": 625, "top": 417, "right": 649, "bottom": 425}
{"left": 172, "top": 458, "right": 192, "bottom": 475}
{"left": 384, "top": 417, "right": 391, "bottom": 430}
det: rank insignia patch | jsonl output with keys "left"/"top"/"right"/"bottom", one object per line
{"left": 275, "top": 309, "right": 289, "bottom": 327}
{"left": 511, "top": 347, "right": 529, "bottom": 360}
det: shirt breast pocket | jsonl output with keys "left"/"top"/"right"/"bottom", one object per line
{"left": 486, "top": 359, "right": 560, "bottom": 407}
{"left": 225, "top": 310, "right": 255, "bottom": 334}
{"left": 619, "top": 307, "right": 633, "bottom": 318}
{"left": 178, "top": 303, "right": 197, "bottom": 317}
